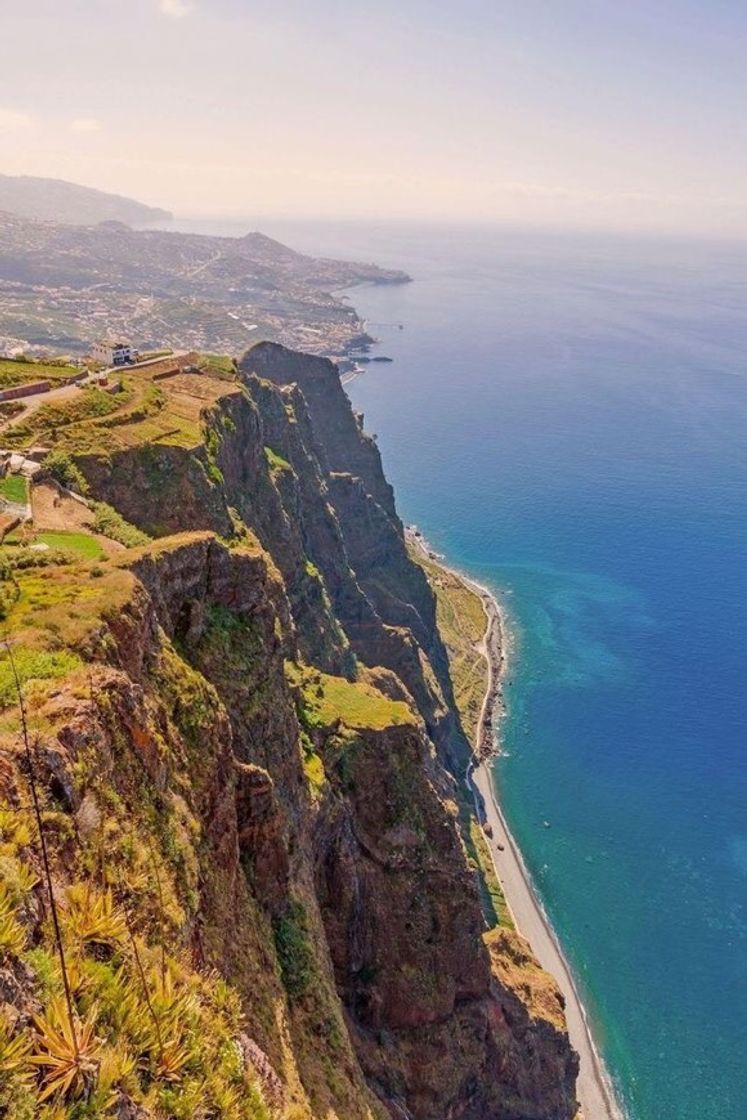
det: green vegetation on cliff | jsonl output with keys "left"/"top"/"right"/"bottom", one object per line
{"left": 289, "top": 664, "right": 416, "bottom": 733}
{"left": 41, "top": 450, "right": 89, "bottom": 495}
{"left": 90, "top": 502, "right": 150, "bottom": 548}
{"left": 0, "top": 554, "right": 275, "bottom": 1118}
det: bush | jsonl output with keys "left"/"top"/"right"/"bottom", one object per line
{"left": 90, "top": 501, "right": 149, "bottom": 547}
{"left": 42, "top": 450, "right": 89, "bottom": 496}
{"left": 272, "top": 901, "right": 314, "bottom": 999}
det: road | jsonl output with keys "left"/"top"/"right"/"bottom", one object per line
{"left": 0, "top": 351, "right": 189, "bottom": 434}
{"left": 0, "top": 379, "right": 90, "bottom": 433}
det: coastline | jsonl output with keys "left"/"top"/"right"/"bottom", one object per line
{"left": 408, "top": 530, "right": 625, "bottom": 1120}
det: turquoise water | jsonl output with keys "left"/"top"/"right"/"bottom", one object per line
{"left": 183, "top": 219, "right": 747, "bottom": 1119}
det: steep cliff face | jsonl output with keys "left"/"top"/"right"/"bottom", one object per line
{"left": 0, "top": 342, "right": 578, "bottom": 1119}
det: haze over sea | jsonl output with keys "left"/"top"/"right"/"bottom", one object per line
{"left": 178, "top": 218, "right": 747, "bottom": 1120}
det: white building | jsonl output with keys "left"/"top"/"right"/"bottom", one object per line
{"left": 91, "top": 339, "right": 138, "bottom": 367}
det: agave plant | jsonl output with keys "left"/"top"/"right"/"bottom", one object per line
{"left": 149, "top": 963, "right": 199, "bottom": 1031}
{"left": 29, "top": 996, "right": 101, "bottom": 1101}
{"left": 0, "top": 1012, "right": 32, "bottom": 1083}
{"left": 0, "top": 809, "right": 32, "bottom": 855}
{"left": 154, "top": 1035, "right": 191, "bottom": 1082}
{"left": 0, "top": 881, "right": 27, "bottom": 959}
{"left": 91, "top": 1044, "right": 137, "bottom": 1110}
{"left": 63, "top": 884, "right": 127, "bottom": 954}
{"left": 12, "top": 859, "right": 40, "bottom": 897}
{"left": 112, "top": 976, "right": 161, "bottom": 1057}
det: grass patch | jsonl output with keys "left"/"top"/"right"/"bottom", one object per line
{"left": 289, "top": 663, "right": 415, "bottom": 732}
{"left": 264, "top": 446, "right": 292, "bottom": 474}
{"left": 0, "top": 646, "right": 82, "bottom": 709}
{"left": 197, "top": 352, "right": 237, "bottom": 380}
{"left": 0, "top": 557, "right": 133, "bottom": 656}
{"left": 90, "top": 501, "right": 149, "bottom": 547}
{"left": 35, "top": 531, "right": 103, "bottom": 559}
{"left": 0, "top": 474, "right": 28, "bottom": 504}
{"left": 8, "top": 530, "right": 104, "bottom": 560}
{"left": 303, "top": 751, "right": 326, "bottom": 796}
{"left": 0, "top": 357, "right": 78, "bottom": 389}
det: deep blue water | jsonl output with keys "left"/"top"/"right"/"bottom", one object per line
{"left": 182, "top": 219, "right": 747, "bottom": 1120}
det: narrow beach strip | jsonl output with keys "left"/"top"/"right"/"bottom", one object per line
{"left": 408, "top": 530, "right": 626, "bottom": 1120}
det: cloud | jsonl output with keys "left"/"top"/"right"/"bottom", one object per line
{"left": 159, "top": 0, "right": 192, "bottom": 17}
{"left": 69, "top": 117, "right": 102, "bottom": 134}
{"left": 0, "top": 108, "right": 34, "bottom": 132}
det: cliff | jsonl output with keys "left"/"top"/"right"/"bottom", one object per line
{"left": 0, "top": 342, "right": 578, "bottom": 1119}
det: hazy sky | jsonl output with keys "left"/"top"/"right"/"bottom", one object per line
{"left": 4, "top": 0, "right": 747, "bottom": 233}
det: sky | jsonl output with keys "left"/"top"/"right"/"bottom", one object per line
{"left": 4, "top": 0, "right": 747, "bottom": 234}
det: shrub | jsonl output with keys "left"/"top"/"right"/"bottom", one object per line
{"left": 272, "top": 901, "right": 314, "bottom": 999}
{"left": 90, "top": 502, "right": 149, "bottom": 548}
{"left": 42, "top": 451, "right": 89, "bottom": 496}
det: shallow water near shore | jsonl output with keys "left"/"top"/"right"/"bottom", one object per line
{"left": 183, "top": 218, "right": 747, "bottom": 1120}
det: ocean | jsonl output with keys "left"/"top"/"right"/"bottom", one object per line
{"left": 176, "top": 218, "right": 747, "bottom": 1120}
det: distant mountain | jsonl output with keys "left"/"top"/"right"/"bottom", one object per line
{"left": 0, "top": 174, "right": 172, "bottom": 226}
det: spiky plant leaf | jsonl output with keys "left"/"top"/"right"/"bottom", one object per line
{"left": 0, "top": 1012, "right": 32, "bottom": 1082}
{"left": 63, "top": 884, "right": 127, "bottom": 953}
{"left": 0, "top": 882, "right": 27, "bottom": 958}
{"left": 29, "top": 996, "right": 101, "bottom": 1101}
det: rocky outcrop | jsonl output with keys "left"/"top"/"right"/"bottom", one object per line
{"left": 311, "top": 714, "right": 577, "bottom": 1120}
{"left": 243, "top": 343, "right": 396, "bottom": 516}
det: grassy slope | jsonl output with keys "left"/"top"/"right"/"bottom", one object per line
{"left": 290, "top": 664, "right": 416, "bottom": 733}
{"left": 412, "top": 549, "right": 487, "bottom": 743}
{"left": 6, "top": 530, "right": 104, "bottom": 559}
{"left": 0, "top": 357, "right": 79, "bottom": 389}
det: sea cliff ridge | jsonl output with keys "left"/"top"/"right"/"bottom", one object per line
{"left": 0, "top": 341, "right": 578, "bottom": 1119}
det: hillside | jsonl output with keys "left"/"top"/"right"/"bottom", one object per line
{"left": 0, "top": 211, "right": 410, "bottom": 357}
{"left": 0, "top": 174, "right": 172, "bottom": 226}
{"left": 0, "top": 343, "right": 578, "bottom": 1120}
